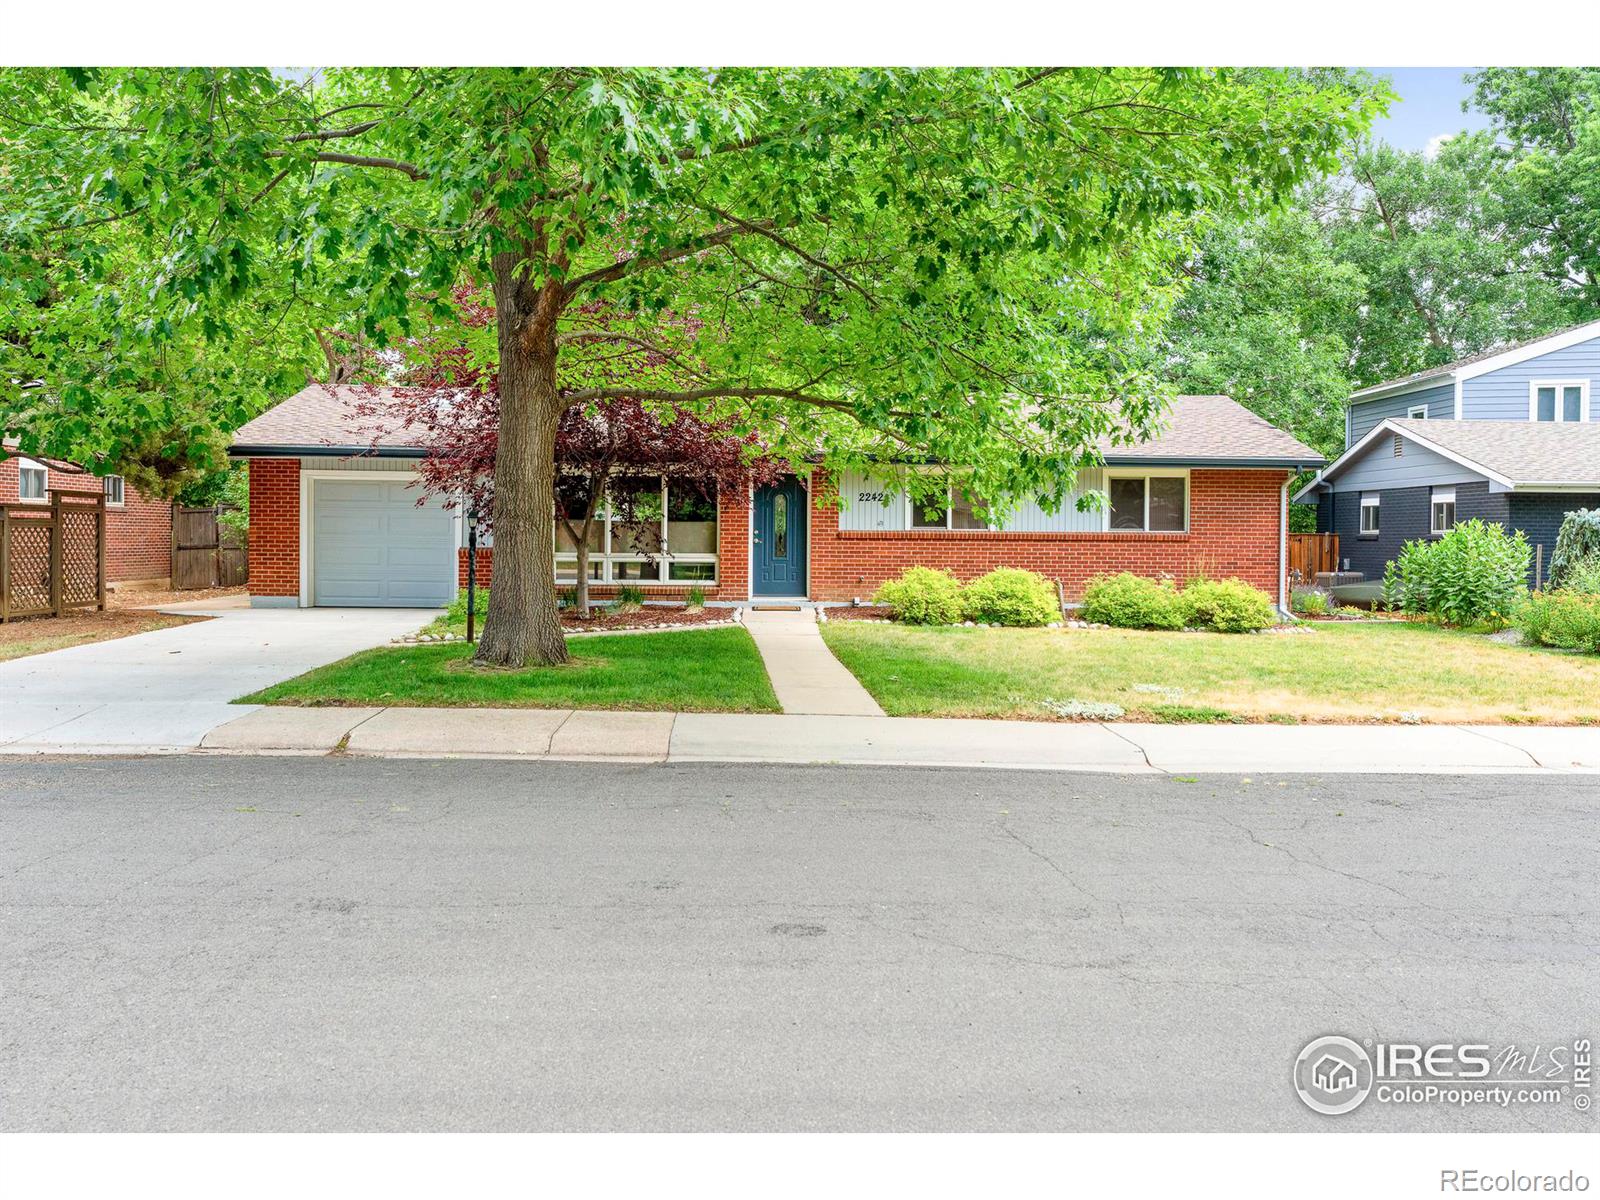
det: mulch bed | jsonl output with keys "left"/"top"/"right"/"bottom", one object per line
{"left": 0, "top": 607, "right": 203, "bottom": 660}
{"left": 819, "top": 605, "right": 894, "bottom": 622}
{"left": 559, "top": 605, "right": 732, "bottom": 632}
{"left": 110, "top": 584, "right": 247, "bottom": 610}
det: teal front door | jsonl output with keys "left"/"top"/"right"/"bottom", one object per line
{"left": 752, "top": 476, "right": 807, "bottom": 596}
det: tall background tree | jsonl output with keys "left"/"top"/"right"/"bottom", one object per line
{"left": 2, "top": 67, "right": 1377, "bottom": 664}
{"left": 1163, "top": 67, "right": 1600, "bottom": 485}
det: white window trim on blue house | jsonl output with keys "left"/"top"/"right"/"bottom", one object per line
{"left": 1528, "top": 379, "right": 1589, "bottom": 424}
{"left": 1343, "top": 317, "right": 1600, "bottom": 420}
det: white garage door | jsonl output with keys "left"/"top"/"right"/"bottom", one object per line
{"left": 311, "top": 478, "right": 457, "bottom": 607}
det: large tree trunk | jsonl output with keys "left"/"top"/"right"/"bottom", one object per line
{"left": 476, "top": 254, "right": 568, "bottom": 668}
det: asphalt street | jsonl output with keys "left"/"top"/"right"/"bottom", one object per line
{"left": 2, "top": 757, "right": 1595, "bottom": 1132}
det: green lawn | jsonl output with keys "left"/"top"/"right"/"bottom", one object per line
{"left": 820, "top": 620, "right": 1600, "bottom": 724}
{"left": 241, "top": 626, "right": 780, "bottom": 713}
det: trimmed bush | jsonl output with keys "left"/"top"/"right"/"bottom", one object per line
{"left": 1179, "top": 578, "right": 1276, "bottom": 633}
{"left": 1080, "top": 573, "right": 1184, "bottom": 630}
{"left": 873, "top": 566, "right": 965, "bottom": 625}
{"left": 1547, "top": 508, "right": 1600, "bottom": 590}
{"left": 960, "top": 568, "right": 1060, "bottom": 626}
{"left": 1516, "top": 590, "right": 1600, "bottom": 653}
{"left": 1382, "top": 519, "right": 1529, "bottom": 627}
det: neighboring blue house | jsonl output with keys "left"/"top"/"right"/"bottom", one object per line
{"left": 1296, "top": 318, "right": 1600, "bottom": 585}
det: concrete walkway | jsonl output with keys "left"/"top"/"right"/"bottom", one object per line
{"left": 5, "top": 703, "right": 1591, "bottom": 774}
{"left": 0, "top": 603, "right": 435, "bottom": 752}
{"left": 742, "top": 608, "right": 884, "bottom": 716}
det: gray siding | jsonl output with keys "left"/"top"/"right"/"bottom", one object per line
{"left": 1329, "top": 432, "right": 1484, "bottom": 492}
{"left": 1462, "top": 338, "right": 1600, "bottom": 421}
{"left": 1328, "top": 486, "right": 1429, "bottom": 578}
{"left": 1347, "top": 380, "right": 1454, "bottom": 445}
{"left": 1323, "top": 481, "right": 1578, "bottom": 586}
{"left": 1508, "top": 493, "right": 1600, "bottom": 585}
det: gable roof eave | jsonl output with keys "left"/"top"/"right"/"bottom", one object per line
{"left": 1294, "top": 418, "right": 1515, "bottom": 500}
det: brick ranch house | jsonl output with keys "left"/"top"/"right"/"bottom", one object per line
{"left": 229, "top": 386, "right": 1324, "bottom": 611}
{"left": 0, "top": 449, "right": 174, "bottom": 586}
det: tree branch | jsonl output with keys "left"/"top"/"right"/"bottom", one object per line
{"left": 563, "top": 220, "right": 773, "bottom": 294}
{"left": 265, "top": 149, "right": 428, "bottom": 180}
{"left": 284, "top": 120, "right": 383, "bottom": 143}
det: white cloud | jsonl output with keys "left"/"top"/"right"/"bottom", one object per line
{"left": 1423, "top": 132, "right": 1455, "bottom": 161}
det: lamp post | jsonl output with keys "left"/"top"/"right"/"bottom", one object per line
{"left": 465, "top": 507, "right": 479, "bottom": 644}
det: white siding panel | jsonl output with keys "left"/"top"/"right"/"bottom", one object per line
{"left": 837, "top": 470, "right": 908, "bottom": 531}
{"left": 835, "top": 469, "right": 1105, "bottom": 531}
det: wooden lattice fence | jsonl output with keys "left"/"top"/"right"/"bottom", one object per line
{"left": 0, "top": 492, "right": 107, "bottom": 621}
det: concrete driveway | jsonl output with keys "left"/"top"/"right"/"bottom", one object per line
{"left": 0, "top": 603, "right": 436, "bottom": 752}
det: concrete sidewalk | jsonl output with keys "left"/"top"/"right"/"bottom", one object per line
{"left": 3, "top": 703, "right": 1584, "bottom": 773}
{"left": 742, "top": 608, "right": 884, "bottom": 716}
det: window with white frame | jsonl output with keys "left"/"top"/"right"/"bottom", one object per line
{"left": 1430, "top": 486, "right": 1456, "bottom": 535}
{"left": 1531, "top": 380, "right": 1587, "bottom": 423}
{"left": 1106, "top": 472, "right": 1187, "bottom": 532}
{"left": 17, "top": 458, "right": 47, "bottom": 501}
{"left": 1408, "top": 404, "right": 1428, "bottom": 419}
{"left": 1359, "top": 493, "right": 1380, "bottom": 535}
{"left": 553, "top": 476, "right": 718, "bottom": 584}
{"left": 102, "top": 474, "right": 125, "bottom": 507}
{"left": 909, "top": 484, "right": 989, "bottom": 530}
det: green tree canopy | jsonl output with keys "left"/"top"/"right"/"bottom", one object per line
{"left": 2, "top": 67, "right": 1378, "bottom": 663}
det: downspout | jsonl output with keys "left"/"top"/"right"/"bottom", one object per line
{"left": 1278, "top": 474, "right": 1290, "bottom": 618}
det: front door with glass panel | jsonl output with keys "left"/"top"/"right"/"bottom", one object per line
{"left": 753, "top": 476, "right": 807, "bottom": 596}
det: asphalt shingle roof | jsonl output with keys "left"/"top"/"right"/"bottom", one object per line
{"left": 1352, "top": 319, "right": 1600, "bottom": 398}
{"left": 1384, "top": 418, "right": 1600, "bottom": 486}
{"left": 1097, "top": 394, "right": 1323, "bottom": 465}
{"left": 231, "top": 385, "right": 1323, "bottom": 467}
{"left": 229, "top": 384, "right": 426, "bottom": 454}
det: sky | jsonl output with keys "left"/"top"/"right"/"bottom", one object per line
{"left": 1362, "top": 67, "right": 1494, "bottom": 155}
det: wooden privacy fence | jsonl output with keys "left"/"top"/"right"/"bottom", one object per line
{"left": 0, "top": 492, "right": 106, "bottom": 622}
{"left": 1287, "top": 532, "right": 1340, "bottom": 585}
{"left": 172, "top": 504, "right": 248, "bottom": 590}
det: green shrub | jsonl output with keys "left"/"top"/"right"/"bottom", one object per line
{"left": 614, "top": 584, "right": 645, "bottom": 612}
{"left": 1292, "top": 590, "right": 1329, "bottom": 617}
{"left": 1384, "top": 519, "right": 1528, "bottom": 627}
{"left": 446, "top": 587, "right": 491, "bottom": 623}
{"left": 1562, "top": 556, "right": 1600, "bottom": 596}
{"left": 873, "top": 566, "right": 965, "bottom": 625}
{"left": 684, "top": 585, "right": 707, "bottom": 609}
{"left": 558, "top": 586, "right": 577, "bottom": 611}
{"left": 960, "top": 568, "right": 1059, "bottom": 626}
{"left": 1547, "top": 508, "right": 1600, "bottom": 590}
{"left": 1080, "top": 573, "right": 1184, "bottom": 630}
{"left": 1178, "top": 577, "right": 1276, "bottom": 633}
{"left": 1516, "top": 590, "right": 1600, "bottom": 653}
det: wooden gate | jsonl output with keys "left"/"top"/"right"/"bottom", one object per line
{"left": 172, "top": 504, "right": 247, "bottom": 590}
{"left": 0, "top": 492, "right": 106, "bottom": 621}
{"left": 1287, "top": 532, "right": 1340, "bottom": 584}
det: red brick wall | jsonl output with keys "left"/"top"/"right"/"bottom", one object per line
{"left": 246, "top": 458, "right": 301, "bottom": 597}
{"left": 0, "top": 456, "right": 173, "bottom": 583}
{"left": 252, "top": 464, "right": 1286, "bottom": 607}
{"left": 809, "top": 468, "right": 1289, "bottom": 603}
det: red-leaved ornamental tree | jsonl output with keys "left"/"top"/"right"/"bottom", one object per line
{"left": 357, "top": 303, "right": 784, "bottom": 615}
